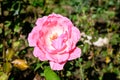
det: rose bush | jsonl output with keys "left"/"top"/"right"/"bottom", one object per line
{"left": 28, "top": 13, "right": 81, "bottom": 70}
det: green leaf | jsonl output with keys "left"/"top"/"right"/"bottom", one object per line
{"left": 14, "top": 24, "right": 21, "bottom": 33}
{"left": 3, "top": 62, "right": 12, "bottom": 74}
{"left": 83, "top": 43, "right": 90, "bottom": 53}
{"left": 110, "top": 34, "right": 120, "bottom": 45}
{"left": 0, "top": 72, "right": 8, "bottom": 80}
{"left": 6, "top": 48, "right": 14, "bottom": 61}
{"left": 13, "top": 41, "right": 20, "bottom": 48}
{"left": 34, "top": 62, "right": 42, "bottom": 71}
{"left": 83, "top": 61, "right": 92, "bottom": 69}
{"left": 44, "top": 67, "right": 60, "bottom": 80}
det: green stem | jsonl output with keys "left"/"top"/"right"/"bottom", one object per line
{"left": 80, "top": 62, "right": 84, "bottom": 80}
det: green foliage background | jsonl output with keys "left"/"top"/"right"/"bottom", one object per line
{"left": 0, "top": 0, "right": 120, "bottom": 80}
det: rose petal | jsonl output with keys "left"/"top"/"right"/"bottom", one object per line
{"left": 36, "top": 16, "right": 47, "bottom": 27}
{"left": 71, "top": 27, "right": 80, "bottom": 43}
{"left": 33, "top": 47, "right": 47, "bottom": 61}
{"left": 68, "top": 47, "right": 81, "bottom": 60}
{"left": 52, "top": 36, "right": 67, "bottom": 51}
{"left": 46, "top": 52, "right": 69, "bottom": 63}
{"left": 28, "top": 27, "right": 40, "bottom": 46}
{"left": 50, "top": 61, "right": 66, "bottom": 70}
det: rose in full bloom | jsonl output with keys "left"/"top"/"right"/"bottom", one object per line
{"left": 28, "top": 13, "right": 81, "bottom": 70}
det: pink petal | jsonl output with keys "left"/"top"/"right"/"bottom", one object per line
{"left": 50, "top": 61, "right": 66, "bottom": 70}
{"left": 28, "top": 27, "right": 40, "bottom": 46}
{"left": 51, "top": 33, "right": 67, "bottom": 51}
{"left": 46, "top": 53, "right": 69, "bottom": 63}
{"left": 36, "top": 16, "right": 47, "bottom": 27}
{"left": 52, "top": 38, "right": 66, "bottom": 51}
{"left": 33, "top": 47, "right": 48, "bottom": 61}
{"left": 71, "top": 27, "right": 80, "bottom": 44}
{"left": 57, "top": 53, "right": 69, "bottom": 62}
{"left": 68, "top": 47, "right": 81, "bottom": 60}
{"left": 65, "top": 27, "right": 80, "bottom": 52}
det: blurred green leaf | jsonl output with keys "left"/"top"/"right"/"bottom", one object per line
{"left": 14, "top": 24, "right": 21, "bottom": 33}
{"left": 83, "top": 61, "right": 92, "bottom": 69}
{"left": 105, "top": 11, "right": 115, "bottom": 19}
{"left": 0, "top": 28, "right": 2, "bottom": 34}
{"left": 0, "top": 44, "right": 3, "bottom": 48}
{"left": 0, "top": 72, "right": 8, "bottom": 80}
{"left": 6, "top": 48, "right": 14, "bottom": 61}
{"left": 66, "top": 71, "right": 71, "bottom": 77}
{"left": 110, "top": 34, "right": 120, "bottom": 45}
{"left": 5, "top": 21, "right": 11, "bottom": 27}
{"left": 29, "top": 0, "right": 45, "bottom": 7}
{"left": 3, "top": 62, "right": 12, "bottom": 74}
{"left": 44, "top": 67, "right": 60, "bottom": 80}
{"left": 34, "top": 62, "right": 42, "bottom": 71}
{"left": 83, "top": 43, "right": 90, "bottom": 53}
{"left": 12, "top": 41, "right": 20, "bottom": 49}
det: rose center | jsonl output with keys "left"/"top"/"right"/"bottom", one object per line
{"left": 50, "top": 33, "right": 58, "bottom": 41}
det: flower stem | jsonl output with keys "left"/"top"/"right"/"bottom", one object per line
{"left": 80, "top": 62, "right": 84, "bottom": 80}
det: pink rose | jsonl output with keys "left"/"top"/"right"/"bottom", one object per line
{"left": 28, "top": 13, "right": 81, "bottom": 70}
